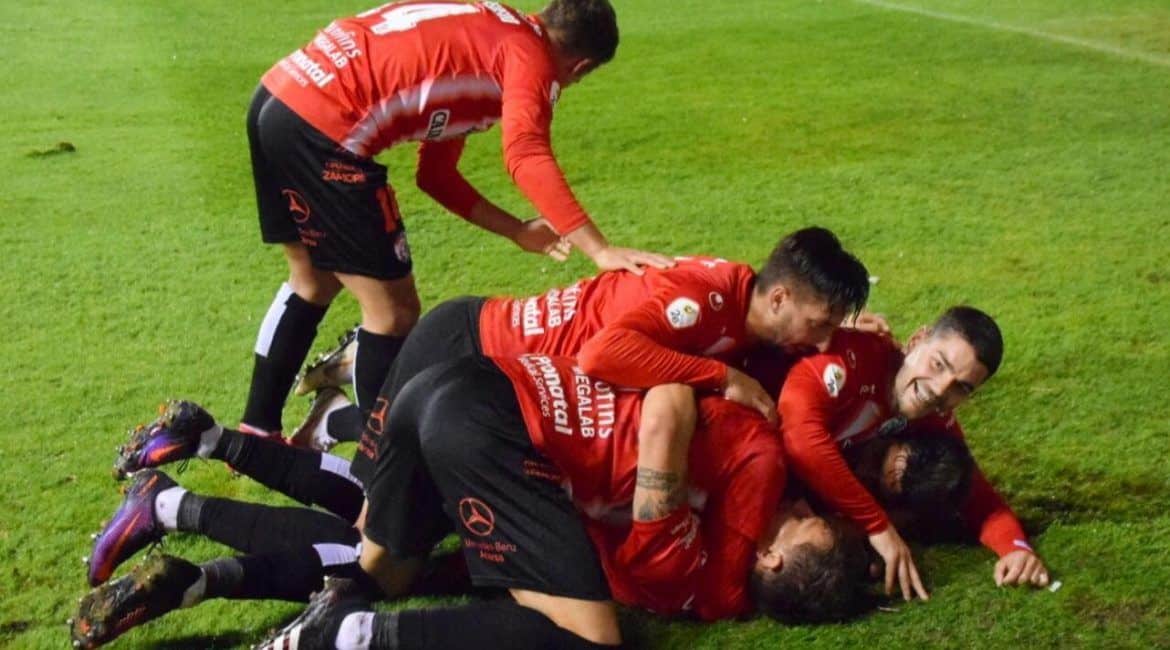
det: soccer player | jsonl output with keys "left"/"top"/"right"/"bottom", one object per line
{"left": 302, "top": 226, "right": 871, "bottom": 470}
{"left": 240, "top": 0, "right": 672, "bottom": 440}
{"left": 772, "top": 306, "right": 1052, "bottom": 602}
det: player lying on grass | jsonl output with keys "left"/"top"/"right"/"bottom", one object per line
{"left": 238, "top": 0, "right": 673, "bottom": 444}
{"left": 292, "top": 226, "right": 870, "bottom": 469}
{"left": 78, "top": 353, "right": 956, "bottom": 647}
{"left": 768, "top": 305, "right": 1051, "bottom": 602}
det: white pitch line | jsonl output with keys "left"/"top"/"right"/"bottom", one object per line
{"left": 853, "top": 0, "right": 1170, "bottom": 69}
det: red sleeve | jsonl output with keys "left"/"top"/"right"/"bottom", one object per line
{"left": 778, "top": 364, "right": 890, "bottom": 535}
{"left": 577, "top": 269, "right": 736, "bottom": 390}
{"left": 692, "top": 523, "right": 757, "bottom": 621}
{"left": 415, "top": 137, "right": 484, "bottom": 219}
{"left": 925, "top": 417, "right": 1030, "bottom": 557}
{"left": 611, "top": 507, "right": 705, "bottom": 615}
{"left": 498, "top": 40, "right": 591, "bottom": 235}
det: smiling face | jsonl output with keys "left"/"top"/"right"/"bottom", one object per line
{"left": 892, "top": 329, "right": 990, "bottom": 419}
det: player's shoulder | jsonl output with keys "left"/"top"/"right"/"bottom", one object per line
{"left": 787, "top": 329, "right": 898, "bottom": 397}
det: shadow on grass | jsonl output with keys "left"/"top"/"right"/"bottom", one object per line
{"left": 1011, "top": 467, "right": 1170, "bottom": 535}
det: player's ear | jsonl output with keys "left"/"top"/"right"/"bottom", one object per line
{"left": 768, "top": 283, "right": 790, "bottom": 314}
{"left": 904, "top": 325, "right": 931, "bottom": 352}
{"left": 568, "top": 57, "right": 595, "bottom": 81}
{"left": 756, "top": 547, "right": 784, "bottom": 572}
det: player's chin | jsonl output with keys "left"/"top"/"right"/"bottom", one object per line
{"left": 897, "top": 395, "right": 926, "bottom": 420}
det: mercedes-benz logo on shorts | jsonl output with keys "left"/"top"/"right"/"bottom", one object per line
{"left": 458, "top": 497, "right": 495, "bottom": 537}
{"left": 282, "top": 188, "right": 311, "bottom": 224}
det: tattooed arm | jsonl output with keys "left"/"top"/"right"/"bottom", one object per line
{"left": 633, "top": 384, "right": 696, "bottom": 522}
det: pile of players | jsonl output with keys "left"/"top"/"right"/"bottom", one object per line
{"left": 70, "top": 1, "right": 1050, "bottom": 648}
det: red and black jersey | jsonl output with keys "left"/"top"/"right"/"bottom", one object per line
{"left": 261, "top": 1, "right": 588, "bottom": 232}
{"left": 493, "top": 354, "right": 785, "bottom": 619}
{"left": 775, "top": 328, "right": 1030, "bottom": 557}
{"left": 479, "top": 256, "right": 758, "bottom": 391}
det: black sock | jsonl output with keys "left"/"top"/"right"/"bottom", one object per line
{"left": 212, "top": 428, "right": 363, "bottom": 521}
{"left": 354, "top": 329, "right": 405, "bottom": 413}
{"left": 388, "top": 601, "right": 619, "bottom": 649}
{"left": 241, "top": 284, "right": 328, "bottom": 433}
{"left": 193, "top": 496, "right": 358, "bottom": 554}
{"left": 200, "top": 557, "right": 245, "bottom": 599}
{"left": 325, "top": 404, "right": 364, "bottom": 443}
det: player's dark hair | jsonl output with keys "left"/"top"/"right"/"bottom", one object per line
{"left": 846, "top": 430, "right": 974, "bottom": 509}
{"left": 755, "top": 227, "right": 870, "bottom": 319}
{"left": 894, "top": 431, "right": 975, "bottom": 509}
{"left": 539, "top": 0, "right": 619, "bottom": 65}
{"left": 750, "top": 517, "right": 871, "bottom": 624}
{"left": 929, "top": 305, "right": 1004, "bottom": 378}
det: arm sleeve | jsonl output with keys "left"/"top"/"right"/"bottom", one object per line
{"left": 415, "top": 137, "right": 485, "bottom": 219}
{"left": 499, "top": 43, "right": 591, "bottom": 235}
{"left": 577, "top": 270, "right": 734, "bottom": 390}
{"left": 778, "top": 366, "right": 890, "bottom": 535}
{"left": 612, "top": 507, "right": 705, "bottom": 614}
{"left": 691, "top": 525, "right": 757, "bottom": 621}
{"left": 939, "top": 419, "right": 1031, "bottom": 557}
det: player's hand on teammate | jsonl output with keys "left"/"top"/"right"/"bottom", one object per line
{"left": 994, "top": 550, "right": 1050, "bottom": 588}
{"left": 722, "top": 368, "right": 777, "bottom": 424}
{"left": 845, "top": 310, "right": 891, "bottom": 335}
{"left": 590, "top": 246, "right": 675, "bottom": 276}
{"left": 869, "top": 526, "right": 929, "bottom": 601}
{"left": 513, "top": 217, "right": 572, "bottom": 261}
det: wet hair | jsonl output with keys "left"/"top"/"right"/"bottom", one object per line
{"left": 755, "top": 227, "right": 870, "bottom": 319}
{"left": 750, "top": 516, "right": 871, "bottom": 624}
{"left": 929, "top": 305, "right": 1004, "bottom": 378}
{"left": 539, "top": 0, "right": 619, "bottom": 65}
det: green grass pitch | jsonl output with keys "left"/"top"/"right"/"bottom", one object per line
{"left": 3, "top": 0, "right": 1169, "bottom": 647}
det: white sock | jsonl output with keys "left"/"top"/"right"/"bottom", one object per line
{"left": 153, "top": 486, "right": 188, "bottom": 532}
{"left": 196, "top": 423, "right": 224, "bottom": 458}
{"left": 334, "top": 611, "right": 375, "bottom": 650}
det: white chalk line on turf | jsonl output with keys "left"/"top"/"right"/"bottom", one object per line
{"left": 852, "top": 0, "right": 1170, "bottom": 69}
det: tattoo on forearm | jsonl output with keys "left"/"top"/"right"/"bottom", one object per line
{"left": 635, "top": 468, "right": 684, "bottom": 521}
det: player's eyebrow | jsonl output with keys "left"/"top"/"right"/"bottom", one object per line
{"left": 937, "top": 352, "right": 976, "bottom": 395}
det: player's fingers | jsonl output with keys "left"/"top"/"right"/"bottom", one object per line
{"left": 634, "top": 252, "right": 675, "bottom": 269}
{"left": 1035, "top": 570, "right": 1050, "bottom": 587}
{"left": 898, "top": 560, "right": 912, "bottom": 601}
{"left": 910, "top": 564, "right": 929, "bottom": 601}
{"left": 1002, "top": 561, "right": 1025, "bottom": 586}
{"left": 884, "top": 559, "right": 896, "bottom": 596}
{"left": 546, "top": 247, "right": 569, "bottom": 262}
{"left": 554, "top": 239, "right": 572, "bottom": 255}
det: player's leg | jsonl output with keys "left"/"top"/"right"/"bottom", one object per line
{"left": 113, "top": 400, "right": 362, "bottom": 521}
{"left": 333, "top": 271, "right": 419, "bottom": 416}
{"left": 87, "top": 468, "right": 359, "bottom": 586}
{"left": 72, "top": 543, "right": 366, "bottom": 649}
{"left": 241, "top": 85, "right": 342, "bottom": 437}
{"left": 356, "top": 363, "right": 457, "bottom": 597}
{"left": 345, "top": 295, "right": 487, "bottom": 480}
{"left": 415, "top": 356, "right": 619, "bottom": 645}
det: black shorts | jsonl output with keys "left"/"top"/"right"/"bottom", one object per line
{"left": 351, "top": 296, "right": 485, "bottom": 483}
{"left": 362, "top": 355, "right": 610, "bottom": 601}
{"left": 246, "top": 85, "right": 412, "bottom": 280}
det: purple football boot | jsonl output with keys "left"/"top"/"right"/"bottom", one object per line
{"left": 86, "top": 470, "right": 175, "bottom": 587}
{"left": 113, "top": 400, "right": 219, "bottom": 479}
